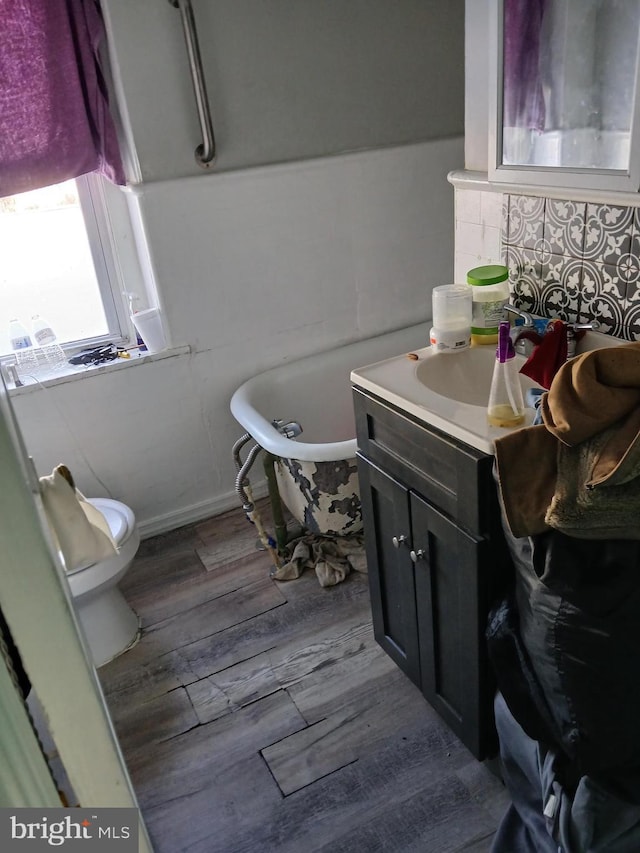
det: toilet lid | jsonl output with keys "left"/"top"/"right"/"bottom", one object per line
{"left": 90, "top": 502, "right": 129, "bottom": 545}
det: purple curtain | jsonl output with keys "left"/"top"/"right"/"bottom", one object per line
{"left": 503, "top": 0, "right": 547, "bottom": 131}
{"left": 0, "top": 0, "right": 125, "bottom": 197}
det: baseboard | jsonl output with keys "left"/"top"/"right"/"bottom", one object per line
{"left": 137, "top": 482, "right": 269, "bottom": 539}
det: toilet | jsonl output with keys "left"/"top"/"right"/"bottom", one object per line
{"left": 64, "top": 498, "right": 141, "bottom": 667}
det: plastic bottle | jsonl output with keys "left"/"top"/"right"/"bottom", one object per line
{"left": 31, "top": 315, "right": 67, "bottom": 374}
{"left": 430, "top": 284, "right": 472, "bottom": 353}
{"left": 467, "top": 264, "right": 510, "bottom": 345}
{"left": 487, "top": 321, "right": 525, "bottom": 428}
{"left": 8, "top": 318, "right": 39, "bottom": 377}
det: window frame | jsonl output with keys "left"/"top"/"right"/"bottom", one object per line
{"left": 0, "top": 174, "right": 143, "bottom": 369}
{"left": 488, "top": 0, "right": 640, "bottom": 193}
{"left": 66, "top": 174, "right": 134, "bottom": 352}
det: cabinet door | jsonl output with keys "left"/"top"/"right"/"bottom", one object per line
{"left": 410, "top": 492, "right": 494, "bottom": 759}
{"left": 357, "top": 455, "right": 420, "bottom": 686}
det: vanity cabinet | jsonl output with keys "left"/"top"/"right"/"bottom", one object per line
{"left": 353, "top": 387, "right": 511, "bottom": 760}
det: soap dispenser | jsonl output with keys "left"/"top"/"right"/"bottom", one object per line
{"left": 487, "top": 321, "right": 525, "bottom": 428}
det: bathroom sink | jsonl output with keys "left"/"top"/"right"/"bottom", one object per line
{"left": 416, "top": 347, "right": 538, "bottom": 406}
{"left": 350, "top": 328, "right": 620, "bottom": 454}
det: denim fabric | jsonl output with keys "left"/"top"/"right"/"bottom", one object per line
{"left": 492, "top": 692, "right": 640, "bottom": 853}
{"left": 525, "top": 387, "right": 545, "bottom": 424}
{"left": 491, "top": 692, "right": 559, "bottom": 853}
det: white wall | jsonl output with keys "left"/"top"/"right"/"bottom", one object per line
{"left": 102, "top": 0, "right": 465, "bottom": 182}
{"left": 454, "top": 188, "right": 504, "bottom": 283}
{"left": 12, "top": 139, "right": 463, "bottom": 535}
{"left": 464, "top": 0, "right": 490, "bottom": 172}
{"left": 8, "top": 3, "right": 466, "bottom": 534}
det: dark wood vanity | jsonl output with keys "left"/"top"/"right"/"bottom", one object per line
{"left": 353, "top": 386, "right": 512, "bottom": 759}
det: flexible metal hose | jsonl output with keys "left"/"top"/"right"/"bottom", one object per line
{"left": 234, "top": 442, "right": 263, "bottom": 510}
{"left": 232, "top": 432, "right": 253, "bottom": 472}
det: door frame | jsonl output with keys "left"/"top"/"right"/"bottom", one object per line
{"left": 0, "top": 372, "right": 152, "bottom": 850}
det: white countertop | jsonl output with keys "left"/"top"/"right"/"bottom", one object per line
{"left": 351, "top": 344, "right": 537, "bottom": 454}
{"left": 351, "top": 329, "right": 621, "bottom": 455}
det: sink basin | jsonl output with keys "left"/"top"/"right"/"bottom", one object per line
{"left": 351, "top": 329, "right": 621, "bottom": 454}
{"left": 416, "top": 347, "right": 538, "bottom": 406}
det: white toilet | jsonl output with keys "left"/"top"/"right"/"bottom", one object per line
{"left": 65, "top": 498, "right": 141, "bottom": 667}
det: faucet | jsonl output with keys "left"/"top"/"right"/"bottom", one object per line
{"left": 504, "top": 303, "right": 534, "bottom": 328}
{"left": 566, "top": 320, "right": 600, "bottom": 360}
{"left": 503, "top": 303, "right": 538, "bottom": 357}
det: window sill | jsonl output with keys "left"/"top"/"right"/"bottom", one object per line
{"left": 6, "top": 345, "right": 192, "bottom": 396}
{"left": 448, "top": 169, "right": 640, "bottom": 207}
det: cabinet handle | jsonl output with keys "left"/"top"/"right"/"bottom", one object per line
{"left": 392, "top": 535, "right": 407, "bottom": 549}
{"left": 410, "top": 548, "right": 425, "bottom": 563}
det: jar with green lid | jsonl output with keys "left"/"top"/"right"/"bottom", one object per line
{"left": 467, "top": 264, "right": 510, "bottom": 345}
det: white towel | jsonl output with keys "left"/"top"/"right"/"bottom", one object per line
{"left": 39, "top": 465, "right": 118, "bottom": 572}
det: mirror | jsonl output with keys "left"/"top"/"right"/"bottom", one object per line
{"left": 490, "top": 0, "right": 640, "bottom": 191}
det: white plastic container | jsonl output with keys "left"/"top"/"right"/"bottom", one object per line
{"left": 131, "top": 308, "right": 167, "bottom": 354}
{"left": 430, "top": 284, "right": 472, "bottom": 353}
{"left": 467, "top": 265, "right": 510, "bottom": 346}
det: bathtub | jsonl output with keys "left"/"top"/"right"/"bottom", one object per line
{"left": 230, "top": 322, "right": 429, "bottom": 536}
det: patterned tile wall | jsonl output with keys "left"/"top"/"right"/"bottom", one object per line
{"left": 503, "top": 195, "right": 640, "bottom": 340}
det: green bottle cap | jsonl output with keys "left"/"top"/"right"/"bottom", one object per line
{"left": 467, "top": 264, "right": 509, "bottom": 286}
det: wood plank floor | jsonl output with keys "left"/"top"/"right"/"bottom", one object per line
{"left": 98, "top": 500, "right": 509, "bottom": 853}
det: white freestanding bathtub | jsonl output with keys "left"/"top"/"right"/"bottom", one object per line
{"left": 230, "top": 322, "right": 429, "bottom": 536}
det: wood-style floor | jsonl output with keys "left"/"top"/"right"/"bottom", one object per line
{"left": 98, "top": 500, "right": 509, "bottom": 853}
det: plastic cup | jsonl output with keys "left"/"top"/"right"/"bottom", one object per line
{"left": 132, "top": 308, "right": 167, "bottom": 354}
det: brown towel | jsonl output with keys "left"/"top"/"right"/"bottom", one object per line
{"left": 542, "top": 343, "right": 640, "bottom": 445}
{"left": 495, "top": 342, "right": 640, "bottom": 539}
{"left": 494, "top": 424, "right": 558, "bottom": 537}
{"left": 272, "top": 534, "right": 367, "bottom": 587}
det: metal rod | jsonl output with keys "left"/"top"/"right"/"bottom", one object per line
{"left": 169, "top": 0, "right": 216, "bottom": 168}
{"left": 263, "top": 452, "right": 289, "bottom": 554}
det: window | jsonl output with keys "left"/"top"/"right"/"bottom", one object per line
{"left": 0, "top": 176, "right": 132, "bottom": 359}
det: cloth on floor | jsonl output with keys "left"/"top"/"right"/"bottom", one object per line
{"left": 39, "top": 464, "right": 118, "bottom": 572}
{"left": 272, "top": 533, "right": 366, "bottom": 587}
{"left": 494, "top": 342, "right": 640, "bottom": 539}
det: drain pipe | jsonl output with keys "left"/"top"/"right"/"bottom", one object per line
{"left": 263, "top": 451, "right": 289, "bottom": 553}
{"left": 232, "top": 436, "right": 282, "bottom": 569}
{"left": 232, "top": 419, "right": 302, "bottom": 567}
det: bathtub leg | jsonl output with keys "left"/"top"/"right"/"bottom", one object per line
{"left": 263, "top": 452, "right": 289, "bottom": 554}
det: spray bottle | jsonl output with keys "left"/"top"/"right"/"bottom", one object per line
{"left": 487, "top": 321, "right": 525, "bottom": 428}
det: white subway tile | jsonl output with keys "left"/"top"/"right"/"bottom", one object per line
{"left": 455, "top": 189, "right": 482, "bottom": 224}
{"left": 480, "top": 191, "right": 505, "bottom": 228}
{"left": 455, "top": 221, "right": 486, "bottom": 257}
{"left": 456, "top": 251, "right": 485, "bottom": 283}
{"left": 482, "top": 225, "right": 502, "bottom": 262}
